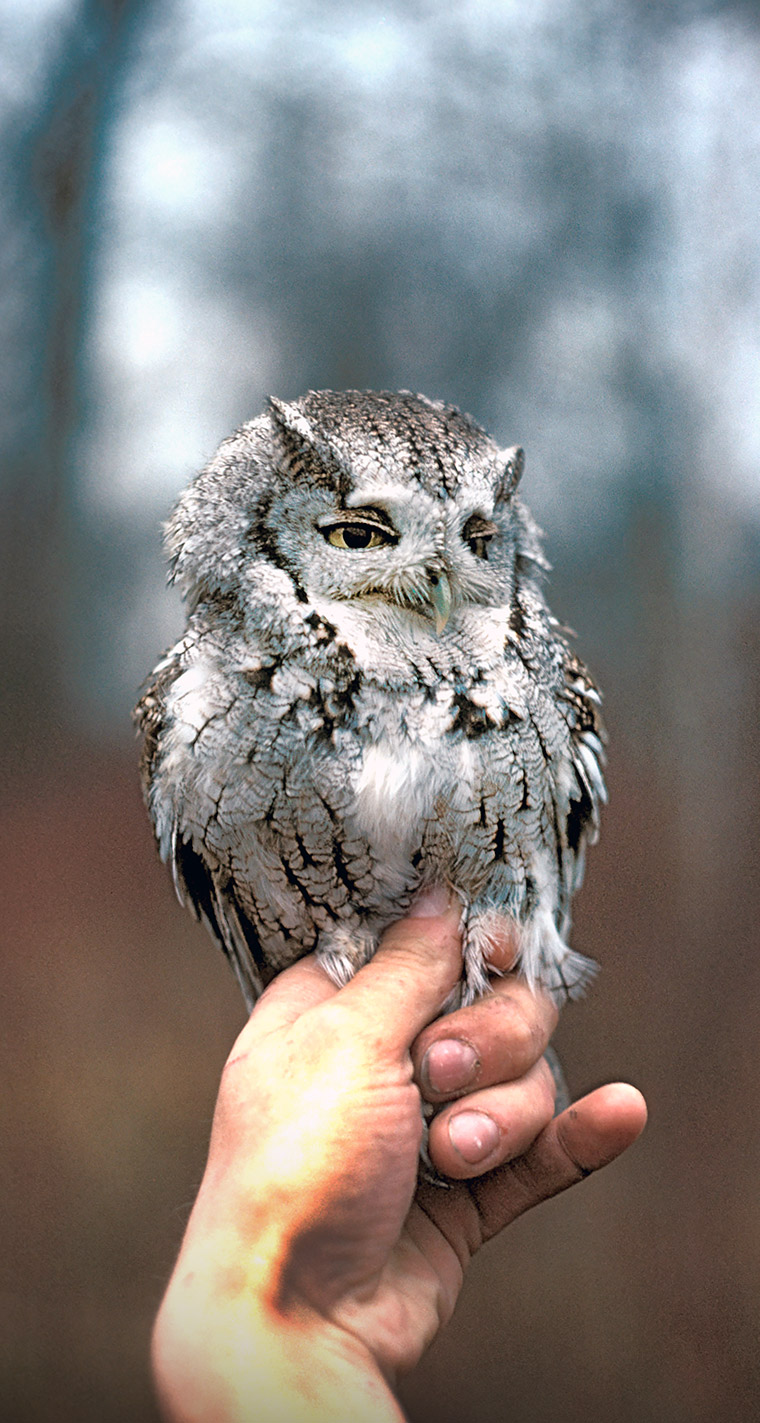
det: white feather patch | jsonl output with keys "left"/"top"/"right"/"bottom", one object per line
{"left": 353, "top": 742, "right": 437, "bottom": 854}
{"left": 166, "top": 661, "right": 216, "bottom": 743}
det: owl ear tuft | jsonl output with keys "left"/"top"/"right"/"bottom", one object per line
{"left": 268, "top": 395, "right": 348, "bottom": 492}
{"left": 497, "top": 445, "right": 525, "bottom": 501}
{"left": 268, "top": 396, "right": 318, "bottom": 473}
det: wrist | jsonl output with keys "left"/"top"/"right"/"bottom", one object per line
{"left": 152, "top": 1221, "right": 404, "bottom": 1423}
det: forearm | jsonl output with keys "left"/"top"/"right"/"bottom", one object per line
{"left": 152, "top": 1224, "right": 405, "bottom": 1423}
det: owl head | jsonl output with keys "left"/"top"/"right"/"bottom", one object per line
{"left": 165, "top": 390, "right": 548, "bottom": 633}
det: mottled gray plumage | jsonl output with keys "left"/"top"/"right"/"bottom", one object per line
{"left": 136, "top": 390, "right": 606, "bottom": 1012}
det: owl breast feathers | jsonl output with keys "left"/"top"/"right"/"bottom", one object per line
{"left": 136, "top": 389, "right": 606, "bottom": 1010}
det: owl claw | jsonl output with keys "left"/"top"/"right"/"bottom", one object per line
{"left": 419, "top": 1102, "right": 452, "bottom": 1188}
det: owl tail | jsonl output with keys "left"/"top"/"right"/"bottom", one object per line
{"left": 516, "top": 904, "right": 597, "bottom": 1005}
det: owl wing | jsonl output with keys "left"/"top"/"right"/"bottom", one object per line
{"left": 135, "top": 649, "right": 268, "bottom": 1012}
{"left": 558, "top": 647, "right": 607, "bottom": 893}
{"left": 169, "top": 828, "right": 266, "bottom": 1011}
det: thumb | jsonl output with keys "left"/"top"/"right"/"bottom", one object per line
{"left": 335, "top": 888, "right": 464, "bottom": 1056}
{"left": 242, "top": 954, "right": 341, "bottom": 1037}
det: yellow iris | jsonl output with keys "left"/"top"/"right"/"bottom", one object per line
{"left": 326, "top": 524, "right": 389, "bottom": 550}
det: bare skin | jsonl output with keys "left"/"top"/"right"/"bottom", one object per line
{"left": 152, "top": 891, "right": 647, "bottom": 1422}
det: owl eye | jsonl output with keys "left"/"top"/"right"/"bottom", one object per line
{"left": 324, "top": 522, "right": 394, "bottom": 550}
{"left": 462, "top": 515, "right": 497, "bottom": 560}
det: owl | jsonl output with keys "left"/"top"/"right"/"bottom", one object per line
{"left": 136, "top": 390, "right": 606, "bottom": 1014}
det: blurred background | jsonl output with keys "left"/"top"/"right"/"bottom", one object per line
{"left": 2, "top": 0, "right": 759, "bottom": 1418}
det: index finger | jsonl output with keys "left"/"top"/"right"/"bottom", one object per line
{"left": 414, "top": 1083, "right": 647, "bottom": 1256}
{"left": 468, "top": 1082, "right": 648, "bottom": 1243}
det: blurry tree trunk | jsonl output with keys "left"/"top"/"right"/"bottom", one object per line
{"left": 2, "top": 0, "right": 150, "bottom": 760}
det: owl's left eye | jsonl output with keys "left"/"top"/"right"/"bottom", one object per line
{"left": 462, "top": 515, "right": 498, "bottom": 560}
{"left": 323, "top": 522, "right": 395, "bottom": 551}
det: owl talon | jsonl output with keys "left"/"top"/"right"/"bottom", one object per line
{"left": 419, "top": 1102, "right": 452, "bottom": 1189}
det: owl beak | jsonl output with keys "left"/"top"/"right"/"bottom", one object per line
{"left": 428, "top": 570, "right": 452, "bottom": 635}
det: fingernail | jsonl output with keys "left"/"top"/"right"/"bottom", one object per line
{"left": 448, "top": 1111, "right": 500, "bottom": 1164}
{"left": 408, "top": 885, "right": 451, "bottom": 917}
{"left": 422, "top": 1039, "right": 479, "bottom": 1095}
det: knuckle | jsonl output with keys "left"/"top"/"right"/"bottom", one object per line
{"left": 503, "top": 998, "right": 543, "bottom": 1065}
{"left": 535, "top": 1056, "right": 560, "bottom": 1112}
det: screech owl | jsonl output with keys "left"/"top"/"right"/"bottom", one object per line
{"left": 136, "top": 389, "right": 606, "bottom": 1013}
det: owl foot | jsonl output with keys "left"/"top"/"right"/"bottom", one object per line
{"left": 450, "top": 899, "right": 597, "bottom": 1008}
{"left": 439, "top": 900, "right": 517, "bottom": 1009}
{"left": 315, "top": 925, "right": 381, "bottom": 988}
{"left": 418, "top": 1101, "right": 451, "bottom": 1189}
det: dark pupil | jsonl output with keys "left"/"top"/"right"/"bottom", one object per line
{"left": 343, "top": 525, "right": 372, "bottom": 548}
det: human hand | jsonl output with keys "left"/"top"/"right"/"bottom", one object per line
{"left": 152, "top": 893, "right": 647, "bottom": 1422}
